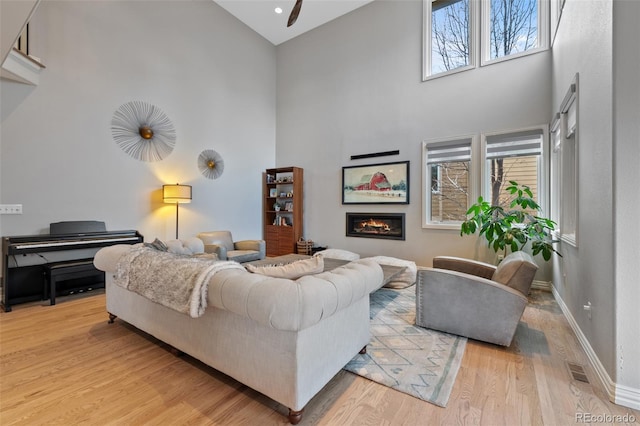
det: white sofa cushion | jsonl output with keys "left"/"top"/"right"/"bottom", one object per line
{"left": 365, "top": 255, "right": 417, "bottom": 288}
{"left": 246, "top": 256, "right": 324, "bottom": 279}
{"left": 314, "top": 248, "right": 360, "bottom": 261}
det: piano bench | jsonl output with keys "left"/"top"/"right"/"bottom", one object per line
{"left": 45, "top": 260, "right": 104, "bottom": 305}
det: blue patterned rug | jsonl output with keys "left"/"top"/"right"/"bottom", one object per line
{"left": 343, "top": 286, "right": 467, "bottom": 407}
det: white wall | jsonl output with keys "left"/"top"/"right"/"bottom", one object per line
{"left": 613, "top": 0, "right": 640, "bottom": 408}
{"left": 0, "top": 0, "right": 41, "bottom": 240}
{"left": 551, "top": 0, "right": 640, "bottom": 408}
{"left": 0, "top": 1, "right": 276, "bottom": 245}
{"left": 551, "top": 0, "right": 615, "bottom": 385}
{"left": 276, "top": 0, "right": 552, "bottom": 269}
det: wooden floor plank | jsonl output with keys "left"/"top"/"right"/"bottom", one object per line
{"left": 1, "top": 290, "right": 639, "bottom": 425}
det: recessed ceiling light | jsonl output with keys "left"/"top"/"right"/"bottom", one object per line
{"left": 274, "top": 7, "right": 283, "bottom": 14}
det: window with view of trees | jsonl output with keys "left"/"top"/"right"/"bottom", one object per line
{"left": 423, "top": 137, "right": 474, "bottom": 227}
{"left": 428, "top": 0, "right": 475, "bottom": 77}
{"left": 483, "top": 128, "right": 545, "bottom": 213}
{"left": 485, "top": 0, "right": 541, "bottom": 62}
{"left": 424, "top": 0, "right": 547, "bottom": 80}
{"left": 423, "top": 129, "right": 547, "bottom": 228}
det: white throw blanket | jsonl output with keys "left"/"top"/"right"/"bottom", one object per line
{"left": 115, "top": 246, "right": 245, "bottom": 318}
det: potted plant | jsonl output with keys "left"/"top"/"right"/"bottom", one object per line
{"left": 460, "top": 181, "right": 561, "bottom": 261}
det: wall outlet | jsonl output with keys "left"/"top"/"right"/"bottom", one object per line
{"left": 0, "top": 204, "right": 23, "bottom": 214}
{"left": 583, "top": 301, "right": 592, "bottom": 320}
{"left": 497, "top": 254, "right": 505, "bottom": 263}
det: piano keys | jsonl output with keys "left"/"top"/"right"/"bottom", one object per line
{"left": 2, "top": 221, "right": 143, "bottom": 312}
{"left": 8, "top": 231, "right": 142, "bottom": 254}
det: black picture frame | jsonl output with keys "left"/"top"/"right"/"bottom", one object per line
{"left": 342, "top": 160, "right": 409, "bottom": 204}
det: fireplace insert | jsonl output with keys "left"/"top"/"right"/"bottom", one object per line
{"left": 345, "top": 213, "right": 405, "bottom": 240}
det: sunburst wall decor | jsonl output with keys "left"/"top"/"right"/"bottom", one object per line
{"left": 198, "top": 149, "right": 224, "bottom": 179}
{"left": 111, "top": 100, "right": 176, "bottom": 162}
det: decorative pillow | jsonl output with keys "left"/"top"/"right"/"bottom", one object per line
{"left": 492, "top": 251, "right": 537, "bottom": 295}
{"left": 144, "top": 238, "right": 168, "bottom": 252}
{"left": 365, "top": 255, "right": 417, "bottom": 289}
{"left": 246, "top": 256, "right": 324, "bottom": 279}
{"left": 314, "top": 248, "right": 360, "bottom": 261}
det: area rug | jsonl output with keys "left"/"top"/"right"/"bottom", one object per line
{"left": 343, "top": 286, "right": 467, "bottom": 407}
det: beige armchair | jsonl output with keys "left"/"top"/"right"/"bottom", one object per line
{"left": 197, "top": 231, "right": 265, "bottom": 263}
{"left": 415, "top": 251, "right": 538, "bottom": 346}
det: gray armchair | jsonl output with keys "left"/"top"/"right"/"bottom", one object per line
{"left": 415, "top": 251, "right": 538, "bottom": 346}
{"left": 197, "top": 231, "right": 265, "bottom": 263}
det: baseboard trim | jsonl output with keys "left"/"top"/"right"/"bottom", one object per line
{"left": 615, "top": 384, "right": 640, "bottom": 411}
{"left": 550, "top": 286, "right": 640, "bottom": 410}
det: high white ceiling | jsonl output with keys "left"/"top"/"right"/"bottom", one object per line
{"left": 213, "top": 0, "right": 374, "bottom": 45}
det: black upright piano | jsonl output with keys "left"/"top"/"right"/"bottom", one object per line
{"left": 2, "top": 221, "right": 143, "bottom": 312}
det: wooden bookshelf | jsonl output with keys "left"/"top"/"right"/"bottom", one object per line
{"left": 263, "top": 167, "right": 303, "bottom": 256}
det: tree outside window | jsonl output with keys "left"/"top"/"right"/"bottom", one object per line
{"left": 484, "top": 128, "right": 544, "bottom": 214}
{"left": 431, "top": 0, "right": 472, "bottom": 75}
{"left": 430, "top": 162, "right": 470, "bottom": 222}
{"left": 488, "top": 0, "right": 538, "bottom": 60}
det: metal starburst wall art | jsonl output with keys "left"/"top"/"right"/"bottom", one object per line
{"left": 111, "top": 101, "right": 176, "bottom": 162}
{"left": 198, "top": 149, "right": 225, "bottom": 179}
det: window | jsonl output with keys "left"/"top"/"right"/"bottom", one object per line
{"left": 423, "top": 137, "right": 474, "bottom": 227}
{"left": 550, "top": 113, "right": 561, "bottom": 228}
{"left": 482, "top": 128, "right": 546, "bottom": 212}
{"left": 424, "top": 0, "right": 476, "bottom": 79}
{"left": 553, "top": 75, "right": 579, "bottom": 246}
{"left": 424, "top": 0, "right": 549, "bottom": 80}
{"left": 422, "top": 128, "right": 547, "bottom": 229}
{"left": 482, "top": 0, "right": 549, "bottom": 65}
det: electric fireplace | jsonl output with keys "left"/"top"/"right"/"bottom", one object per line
{"left": 345, "top": 213, "right": 405, "bottom": 240}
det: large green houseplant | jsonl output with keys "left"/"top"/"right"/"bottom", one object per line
{"left": 460, "top": 181, "right": 561, "bottom": 261}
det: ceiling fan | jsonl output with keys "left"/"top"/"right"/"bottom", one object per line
{"left": 287, "top": 0, "right": 303, "bottom": 27}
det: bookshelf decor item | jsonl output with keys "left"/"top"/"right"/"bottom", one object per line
{"left": 111, "top": 100, "right": 176, "bottom": 162}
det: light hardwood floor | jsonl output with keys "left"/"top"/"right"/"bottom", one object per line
{"left": 1, "top": 290, "right": 638, "bottom": 425}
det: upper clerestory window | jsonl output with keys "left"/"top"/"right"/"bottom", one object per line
{"left": 424, "top": 0, "right": 477, "bottom": 79}
{"left": 481, "top": 0, "right": 549, "bottom": 66}
{"left": 423, "top": 0, "right": 549, "bottom": 80}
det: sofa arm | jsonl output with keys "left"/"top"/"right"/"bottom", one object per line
{"left": 433, "top": 256, "right": 496, "bottom": 280}
{"left": 94, "top": 244, "right": 142, "bottom": 272}
{"left": 234, "top": 240, "right": 266, "bottom": 258}
{"left": 204, "top": 244, "right": 228, "bottom": 260}
{"left": 416, "top": 267, "right": 527, "bottom": 346}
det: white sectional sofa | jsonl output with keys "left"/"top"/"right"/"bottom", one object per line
{"left": 94, "top": 245, "right": 383, "bottom": 424}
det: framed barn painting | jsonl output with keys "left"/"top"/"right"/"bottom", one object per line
{"left": 342, "top": 161, "right": 409, "bottom": 204}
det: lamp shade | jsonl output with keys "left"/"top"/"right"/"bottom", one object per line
{"left": 163, "top": 184, "right": 192, "bottom": 204}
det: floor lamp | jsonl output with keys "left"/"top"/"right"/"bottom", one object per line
{"left": 163, "top": 184, "right": 192, "bottom": 239}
